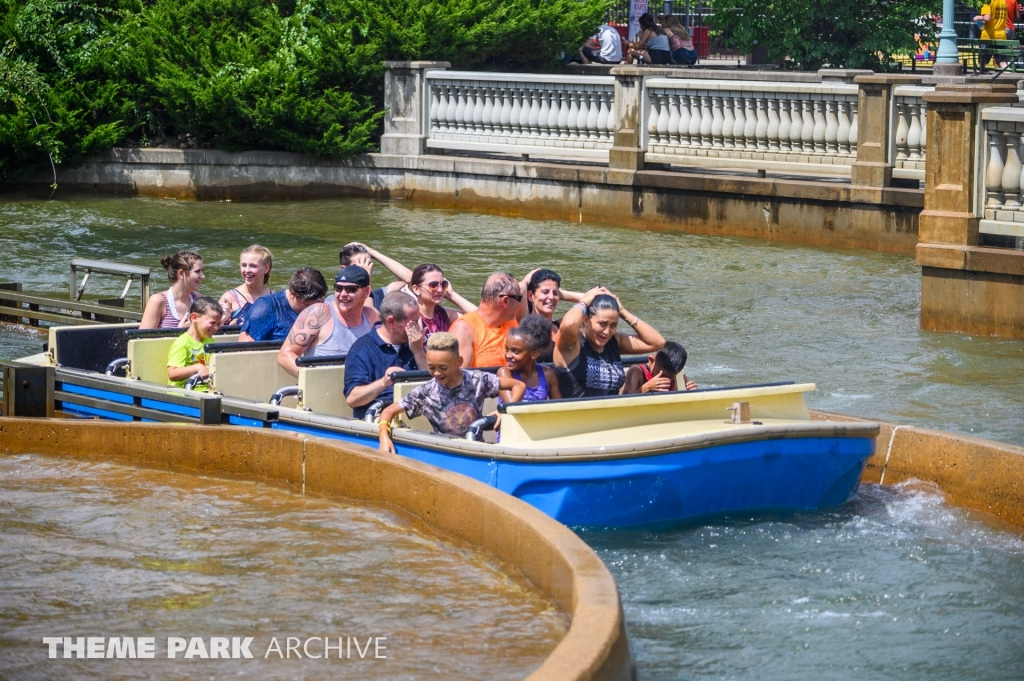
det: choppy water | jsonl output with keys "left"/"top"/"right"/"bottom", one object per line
{"left": 1, "top": 193, "right": 1023, "bottom": 680}
{"left": 0, "top": 454, "right": 566, "bottom": 680}
{"left": 587, "top": 481, "right": 1024, "bottom": 681}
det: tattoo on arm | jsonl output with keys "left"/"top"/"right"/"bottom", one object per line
{"left": 290, "top": 305, "right": 331, "bottom": 348}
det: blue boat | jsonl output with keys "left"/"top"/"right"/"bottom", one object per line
{"left": 10, "top": 323, "right": 879, "bottom": 529}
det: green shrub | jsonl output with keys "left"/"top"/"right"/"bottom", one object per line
{"left": 0, "top": 0, "right": 609, "bottom": 183}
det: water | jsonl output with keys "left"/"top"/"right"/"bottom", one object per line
{"left": 0, "top": 454, "right": 566, "bottom": 680}
{"left": 587, "top": 481, "right": 1024, "bottom": 681}
{"left": 2, "top": 193, "right": 1023, "bottom": 680}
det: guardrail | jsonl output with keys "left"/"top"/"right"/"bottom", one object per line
{"left": 979, "top": 106, "right": 1024, "bottom": 245}
{"left": 425, "top": 71, "right": 616, "bottom": 161}
{"left": 892, "top": 85, "right": 933, "bottom": 181}
{"left": 644, "top": 79, "right": 859, "bottom": 176}
{"left": 0, "top": 284, "right": 144, "bottom": 326}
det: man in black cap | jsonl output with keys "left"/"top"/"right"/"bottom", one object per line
{"left": 277, "top": 265, "right": 380, "bottom": 377}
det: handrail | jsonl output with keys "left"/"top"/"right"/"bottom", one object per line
{"left": 0, "top": 290, "right": 144, "bottom": 319}
{"left": 389, "top": 356, "right": 649, "bottom": 384}
{"left": 54, "top": 367, "right": 221, "bottom": 424}
{"left": 294, "top": 353, "right": 347, "bottom": 368}
{"left": 465, "top": 415, "right": 499, "bottom": 441}
{"left": 205, "top": 340, "right": 281, "bottom": 353}
{"left": 105, "top": 358, "right": 130, "bottom": 376}
{"left": 269, "top": 386, "right": 300, "bottom": 406}
{"left": 125, "top": 325, "right": 241, "bottom": 339}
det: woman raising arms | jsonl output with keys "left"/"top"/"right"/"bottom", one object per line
{"left": 554, "top": 287, "right": 665, "bottom": 397}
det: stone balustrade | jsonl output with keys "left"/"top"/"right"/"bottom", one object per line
{"left": 979, "top": 106, "right": 1024, "bottom": 244}
{"left": 424, "top": 71, "right": 615, "bottom": 161}
{"left": 643, "top": 79, "right": 859, "bottom": 176}
{"left": 892, "top": 86, "right": 933, "bottom": 181}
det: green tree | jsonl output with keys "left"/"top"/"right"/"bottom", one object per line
{"left": 706, "top": 0, "right": 942, "bottom": 71}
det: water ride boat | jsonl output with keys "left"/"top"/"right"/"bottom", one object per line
{"left": 5, "top": 322, "right": 879, "bottom": 528}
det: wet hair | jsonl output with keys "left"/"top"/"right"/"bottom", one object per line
{"left": 339, "top": 244, "right": 368, "bottom": 266}
{"left": 160, "top": 250, "right": 202, "bottom": 283}
{"left": 586, "top": 294, "right": 620, "bottom": 317}
{"left": 241, "top": 244, "right": 273, "bottom": 285}
{"left": 653, "top": 341, "right": 688, "bottom": 375}
{"left": 507, "top": 314, "right": 554, "bottom": 354}
{"left": 480, "top": 272, "right": 520, "bottom": 303}
{"left": 426, "top": 331, "right": 459, "bottom": 355}
{"left": 411, "top": 263, "right": 444, "bottom": 287}
{"left": 288, "top": 267, "right": 328, "bottom": 302}
{"left": 189, "top": 296, "right": 223, "bottom": 318}
{"left": 528, "top": 269, "right": 561, "bottom": 293}
{"left": 379, "top": 291, "right": 418, "bottom": 322}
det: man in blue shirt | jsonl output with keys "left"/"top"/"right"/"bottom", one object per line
{"left": 344, "top": 292, "right": 427, "bottom": 418}
{"left": 238, "top": 268, "right": 327, "bottom": 342}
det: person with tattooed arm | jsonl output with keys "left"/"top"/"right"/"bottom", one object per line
{"left": 277, "top": 265, "right": 380, "bottom": 377}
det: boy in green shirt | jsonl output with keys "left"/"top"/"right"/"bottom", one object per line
{"left": 167, "top": 297, "right": 224, "bottom": 391}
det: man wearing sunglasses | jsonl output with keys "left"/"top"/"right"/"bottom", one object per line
{"left": 278, "top": 265, "right": 380, "bottom": 377}
{"left": 449, "top": 272, "right": 526, "bottom": 369}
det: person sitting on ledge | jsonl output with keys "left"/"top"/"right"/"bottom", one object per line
{"left": 622, "top": 340, "right": 698, "bottom": 394}
{"left": 278, "top": 265, "right": 380, "bottom": 377}
{"left": 554, "top": 287, "right": 665, "bottom": 398}
{"left": 449, "top": 272, "right": 525, "bottom": 368}
{"left": 344, "top": 292, "right": 427, "bottom": 419}
{"left": 166, "top": 296, "right": 223, "bottom": 391}
{"left": 575, "top": 22, "right": 623, "bottom": 65}
{"left": 376, "top": 332, "right": 525, "bottom": 451}
{"left": 238, "top": 267, "right": 327, "bottom": 342}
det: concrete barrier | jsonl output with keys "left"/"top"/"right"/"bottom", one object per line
{"left": 0, "top": 418, "right": 636, "bottom": 681}
{"left": 812, "top": 410, "right": 1024, "bottom": 530}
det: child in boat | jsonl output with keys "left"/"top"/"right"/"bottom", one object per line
{"left": 497, "top": 314, "right": 562, "bottom": 403}
{"left": 621, "top": 341, "right": 698, "bottom": 394}
{"left": 166, "top": 297, "right": 223, "bottom": 391}
{"left": 377, "top": 332, "right": 525, "bottom": 452}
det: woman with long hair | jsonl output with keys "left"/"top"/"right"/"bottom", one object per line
{"left": 218, "top": 244, "right": 273, "bottom": 326}
{"left": 140, "top": 250, "right": 205, "bottom": 329}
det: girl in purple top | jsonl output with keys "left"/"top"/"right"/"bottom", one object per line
{"left": 498, "top": 314, "right": 563, "bottom": 403}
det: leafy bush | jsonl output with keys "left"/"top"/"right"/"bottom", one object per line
{"left": 706, "top": 0, "right": 942, "bottom": 71}
{"left": 0, "top": 0, "right": 608, "bottom": 183}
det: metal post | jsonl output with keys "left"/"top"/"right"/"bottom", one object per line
{"left": 934, "top": 0, "right": 963, "bottom": 75}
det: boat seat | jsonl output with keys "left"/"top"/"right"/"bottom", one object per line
{"left": 127, "top": 334, "right": 240, "bottom": 384}
{"left": 298, "top": 365, "right": 351, "bottom": 418}
{"left": 50, "top": 323, "right": 138, "bottom": 372}
{"left": 210, "top": 349, "right": 293, "bottom": 402}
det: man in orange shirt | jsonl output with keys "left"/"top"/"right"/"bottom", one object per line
{"left": 449, "top": 272, "right": 523, "bottom": 368}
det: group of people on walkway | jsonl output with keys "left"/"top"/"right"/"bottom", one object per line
{"left": 575, "top": 14, "right": 698, "bottom": 67}
{"left": 146, "top": 242, "right": 697, "bottom": 446}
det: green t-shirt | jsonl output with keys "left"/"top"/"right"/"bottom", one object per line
{"left": 166, "top": 332, "right": 215, "bottom": 391}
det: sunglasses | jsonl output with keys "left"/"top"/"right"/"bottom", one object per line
{"left": 335, "top": 284, "right": 362, "bottom": 294}
{"left": 422, "top": 279, "right": 450, "bottom": 290}
{"left": 504, "top": 293, "right": 523, "bottom": 303}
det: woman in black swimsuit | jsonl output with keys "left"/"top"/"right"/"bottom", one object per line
{"left": 553, "top": 287, "right": 666, "bottom": 398}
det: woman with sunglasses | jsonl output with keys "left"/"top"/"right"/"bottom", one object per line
{"left": 409, "top": 263, "right": 477, "bottom": 349}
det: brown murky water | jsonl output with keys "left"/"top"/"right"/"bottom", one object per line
{"left": 0, "top": 454, "right": 567, "bottom": 680}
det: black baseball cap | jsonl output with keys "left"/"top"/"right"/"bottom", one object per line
{"left": 335, "top": 265, "right": 370, "bottom": 287}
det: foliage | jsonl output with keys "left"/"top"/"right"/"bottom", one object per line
{"left": 0, "top": 0, "right": 608, "bottom": 183}
{"left": 705, "top": 0, "right": 942, "bottom": 71}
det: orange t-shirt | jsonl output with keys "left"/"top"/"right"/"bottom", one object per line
{"left": 459, "top": 311, "right": 518, "bottom": 368}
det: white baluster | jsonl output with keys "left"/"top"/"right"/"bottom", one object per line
{"left": 526, "top": 88, "right": 541, "bottom": 138}
{"left": 585, "top": 92, "right": 599, "bottom": 140}
{"left": 537, "top": 89, "right": 550, "bottom": 138}
{"left": 575, "top": 90, "right": 589, "bottom": 140}
{"left": 895, "top": 101, "right": 910, "bottom": 161}
{"left": 510, "top": 89, "right": 524, "bottom": 136}
{"left": 732, "top": 96, "right": 746, "bottom": 150}
{"left": 548, "top": 88, "right": 562, "bottom": 140}
{"left": 711, "top": 95, "right": 725, "bottom": 148}
{"left": 907, "top": 102, "right": 922, "bottom": 160}
{"left": 556, "top": 90, "right": 569, "bottom": 139}
{"left": 566, "top": 89, "right": 579, "bottom": 140}
{"left": 677, "top": 93, "right": 692, "bottom": 147}
{"left": 471, "top": 86, "right": 485, "bottom": 135}
{"left": 596, "top": 90, "right": 610, "bottom": 141}
{"left": 454, "top": 86, "right": 467, "bottom": 132}
{"left": 657, "top": 93, "right": 671, "bottom": 144}
{"left": 429, "top": 85, "right": 440, "bottom": 133}
{"left": 789, "top": 99, "right": 804, "bottom": 153}
{"left": 918, "top": 102, "right": 925, "bottom": 161}
{"left": 648, "top": 92, "right": 661, "bottom": 143}
{"left": 445, "top": 84, "right": 458, "bottom": 133}
{"left": 1003, "top": 131, "right": 1022, "bottom": 210}
{"left": 848, "top": 101, "right": 858, "bottom": 156}
{"left": 824, "top": 100, "right": 839, "bottom": 155}
{"left": 766, "top": 98, "right": 781, "bottom": 151}
{"left": 987, "top": 127, "right": 1005, "bottom": 210}
{"left": 722, "top": 95, "right": 736, "bottom": 149}
{"left": 603, "top": 90, "right": 615, "bottom": 140}
{"left": 481, "top": 87, "right": 494, "bottom": 134}
{"left": 699, "top": 95, "right": 713, "bottom": 148}
{"left": 755, "top": 98, "right": 769, "bottom": 151}
{"left": 668, "top": 93, "right": 681, "bottom": 145}
{"left": 688, "top": 95, "right": 702, "bottom": 148}
{"left": 491, "top": 87, "right": 504, "bottom": 135}
{"left": 498, "top": 89, "right": 512, "bottom": 135}
{"left": 801, "top": 101, "right": 814, "bottom": 154}
{"left": 743, "top": 97, "right": 757, "bottom": 150}
{"left": 836, "top": 100, "right": 851, "bottom": 156}
{"left": 812, "top": 100, "right": 826, "bottom": 154}
{"left": 778, "top": 99, "right": 791, "bottom": 152}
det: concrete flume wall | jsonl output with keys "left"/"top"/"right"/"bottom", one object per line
{"left": 0, "top": 418, "right": 636, "bottom": 681}
{"left": 812, "top": 410, "right": 1024, "bottom": 530}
